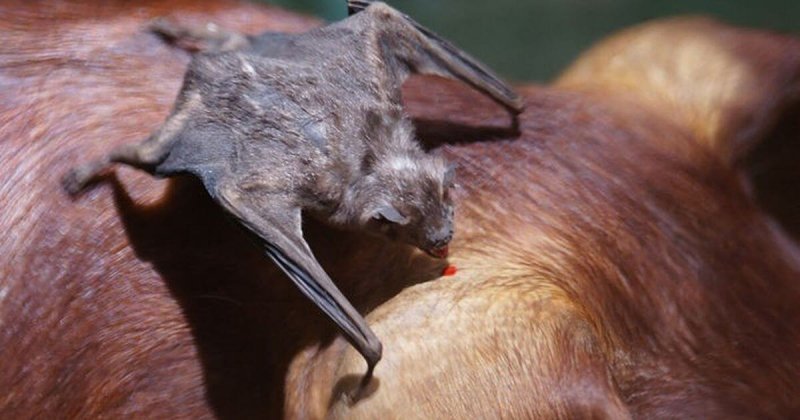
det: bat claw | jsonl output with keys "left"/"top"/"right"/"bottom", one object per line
{"left": 61, "top": 163, "right": 105, "bottom": 196}
{"left": 148, "top": 17, "right": 249, "bottom": 53}
{"left": 349, "top": 361, "right": 380, "bottom": 405}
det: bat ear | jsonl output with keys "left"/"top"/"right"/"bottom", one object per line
{"left": 443, "top": 163, "right": 457, "bottom": 188}
{"left": 373, "top": 204, "right": 410, "bottom": 225}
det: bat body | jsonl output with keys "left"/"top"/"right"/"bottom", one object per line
{"left": 64, "top": 0, "right": 521, "bottom": 376}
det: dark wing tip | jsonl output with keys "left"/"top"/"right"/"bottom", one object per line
{"left": 347, "top": 0, "right": 373, "bottom": 15}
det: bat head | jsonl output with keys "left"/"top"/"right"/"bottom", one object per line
{"left": 361, "top": 150, "right": 456, "bottom": 259}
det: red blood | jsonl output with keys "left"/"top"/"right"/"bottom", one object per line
{"left": 442, "top": 265, "right": 457, "bottom": 277}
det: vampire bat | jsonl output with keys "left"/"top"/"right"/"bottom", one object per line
{"left": 63, "top": 0, "right": 523, "bottom": 379}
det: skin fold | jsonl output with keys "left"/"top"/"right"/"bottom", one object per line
{"left": 1, "top": 1, "right": 799, "bottom": 418}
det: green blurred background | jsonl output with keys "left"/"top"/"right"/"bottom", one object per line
{"left": 264, "top": 0, "right": 799, "bottom": 82}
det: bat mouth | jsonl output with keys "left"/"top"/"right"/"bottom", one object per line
{"left": 426, "top": 245, "right": 449, "bottom": 259}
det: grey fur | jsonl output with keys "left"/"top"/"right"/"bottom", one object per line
{"left": 63, "top": 0, "right": 522, "bottom": 379}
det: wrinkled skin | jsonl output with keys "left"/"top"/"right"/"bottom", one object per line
{"left": 2, "top": 1, "right": 800, "bottom": 419}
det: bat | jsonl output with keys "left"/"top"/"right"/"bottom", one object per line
{"left": 63, "top": 0, "right": 523, "bottom": 380}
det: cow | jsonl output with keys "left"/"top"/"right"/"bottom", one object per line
{"left": 1, "top": 1, "right": 799, "bottom": 418}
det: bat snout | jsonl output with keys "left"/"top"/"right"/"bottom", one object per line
{"left": 425, "top": 245, "right": 449, "bottom": 259}
{"left": 423, "top": 229, "right": 452, "bottom": 259}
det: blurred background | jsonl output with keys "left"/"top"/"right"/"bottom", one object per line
{"left": 265, "top": 0, "right": 800, "bottom": 82}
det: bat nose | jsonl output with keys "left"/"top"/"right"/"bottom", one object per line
{"left": 437, "top": 227, "right": 453, "bottom": 246}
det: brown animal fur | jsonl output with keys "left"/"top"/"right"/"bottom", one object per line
{"left": 1, "top": 1, "right": 799, "bottom": 418}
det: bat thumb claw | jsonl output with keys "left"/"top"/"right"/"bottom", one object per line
{"left": 349, "top": 362, "right": 379, "bottom": 405}
{"left": 62, "top": 164, "right": 102, "bottom": 196}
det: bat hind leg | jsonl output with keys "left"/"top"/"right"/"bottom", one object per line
{"left": 149, "top": 18, "right": 250, "bottom": 53}
{"left": 62, "top": 136, "right": 174, "bottom": 195}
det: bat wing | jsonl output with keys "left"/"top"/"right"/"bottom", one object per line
{"left": 348, "top": 0, "right": 524, "bottom": 112}
{"left": 214, "top": 184, "right": 383, "bottom": 373}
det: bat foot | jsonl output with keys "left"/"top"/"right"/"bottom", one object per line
{"left": 61, "top": 161, "right": 108, "bottom": 196}
{"left": 148, "top": 17, "right": 248, "bottom": 53}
